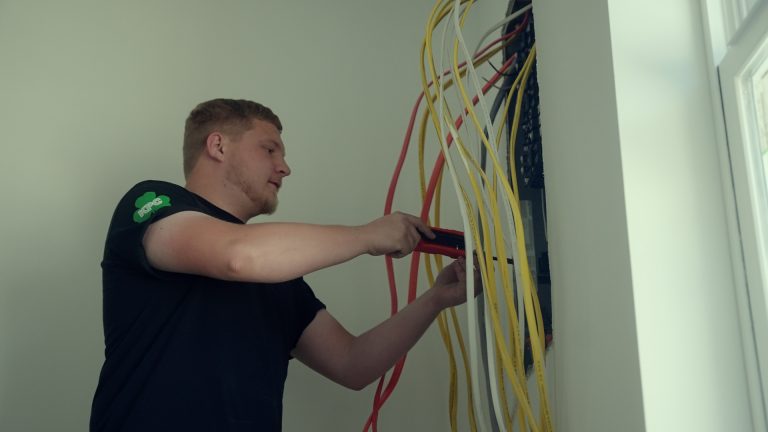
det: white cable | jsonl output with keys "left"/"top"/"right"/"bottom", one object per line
{"left": 472, "top": 4, "right": 532, "bottom": 56}
{"left": 505, "top": 0, "right": 517, "bottom": 16}
{"left": 447, "top": 6, "right": 507, "bottom": 431}
{"left": 470, "top": 134, "right": 522, "bottom": 432}
{"left": 495, "top": 107, "right": 526, "bottom": 366}
{"left": 429, "top": 3, "right": 550, "bottom": 430}
{"left": 452, "top": 0, "right": 500, "bottom": 165}
{"left": 436, "top": 11, "right": 490, "bottom": 432}
{"left": 447, "top": 120, "right": 507, "bottom": 432}
{"left": 483, "top": 274, "right": 502, "bottom": 432}
{"left": 453, "top": 3, "right": 546, "bottom": 430}
{"left": 443, "top": 5, "right": 526, "bottom": 429}
{"left": 477, "top": 295, "right": 501, "bottom": 432}
{"left": 454, "top": 0, "right": 530, "bottom": 355}
{"left": 475, "top": 130, "right": 526, "bottom": 432}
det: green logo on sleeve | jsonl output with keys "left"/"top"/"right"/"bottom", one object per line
{"left": 132, "top": 191, "right": 172, "bottom": 223}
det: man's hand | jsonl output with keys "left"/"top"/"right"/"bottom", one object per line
{"left": 361, "top": 212, "right": 434, "bottom": 258}
{"left": 430, "top": 257, "right": 483, "bottom": 310}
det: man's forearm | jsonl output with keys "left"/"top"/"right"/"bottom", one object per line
{"left": 340, "top": 290, "right": 444, "bottom": 390}
{"left": 228, "top": 222, "right": 370, "bottom": 283}
{"left": 227, "top": 212, "right": 430, "bottom": 283}
{"left": 145, "top": 211, "right": 430, "bottom": 284}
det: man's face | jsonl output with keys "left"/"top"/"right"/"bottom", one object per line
{"left": 224, "top": 119, "right": 290, "bottom": 216}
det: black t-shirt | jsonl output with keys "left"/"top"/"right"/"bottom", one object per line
{"left": 90, "top": 180, "right": 325, "bottom": 432}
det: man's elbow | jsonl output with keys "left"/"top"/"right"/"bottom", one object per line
{"left": 341, "top": 378, "right": 370, "bottom": 392}
{"left": 224, "top": 246, "right": 251, "bottom": 281}
{"left": 224, "top": 245, "right": 291, "bottom": 283}
{"left": 336, "top": 370, "right": 376, "bottom": 392}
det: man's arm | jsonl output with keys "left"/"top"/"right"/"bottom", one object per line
{"left": 143, "top": 211, "right": 433, "bottom": 283}
{"left": 292, "top": 258, "right": 478, "bottom": 390}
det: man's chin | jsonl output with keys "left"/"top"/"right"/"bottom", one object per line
{"left": 261, "top": 199, "right": 278, "bottom": 215}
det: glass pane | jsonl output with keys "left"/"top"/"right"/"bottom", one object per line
{"left": 755, "top": 65, "right": 768, "bottom": 192}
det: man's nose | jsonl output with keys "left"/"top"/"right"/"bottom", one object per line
{"left": 277, "top": 158, "right": 291, "bottom": 176}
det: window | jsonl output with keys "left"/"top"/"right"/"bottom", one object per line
{"left": 757, "top": 66, "right": 768, "bottom": 175}
{"left": 724, "top": 0, "right": 763, "bottom": 41}
{"left": 714, "top": 0, "right": 768, "bottom": 429}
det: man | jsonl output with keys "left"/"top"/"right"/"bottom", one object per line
{"left": 90, "top": 98, "right": 473, "bottom": 431}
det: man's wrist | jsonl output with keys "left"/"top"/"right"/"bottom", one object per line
{"left": 422, "top": 287, "right": 446, "bottom": 316}
{"left": 350, "top": 224, "right": 372, "bottom": 255}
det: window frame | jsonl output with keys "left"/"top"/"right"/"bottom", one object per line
{"left": 705, "top": 0, "right": 768, "bottom": 430}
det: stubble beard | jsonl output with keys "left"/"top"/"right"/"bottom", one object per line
{"left": 243, "top": 183, "right": 278, "bottom": 216}
{"left": 226, "top": 165, "right": 278, "bottom": 216}
{"left": 260, "top": 195, "right": 278, "bottom": 215}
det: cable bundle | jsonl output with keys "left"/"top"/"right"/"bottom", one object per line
{"left": 369, "top": 1, "right": 552, "bottom": 431}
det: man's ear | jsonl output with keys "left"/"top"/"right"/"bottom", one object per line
{"left": 204, "top": 132, "right": 226, "bottom": 162}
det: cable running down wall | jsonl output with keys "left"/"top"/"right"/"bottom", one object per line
{"left": 370, "top": 1, "right": 553, "bottom": 431}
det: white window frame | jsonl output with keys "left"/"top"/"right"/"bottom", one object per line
{"left": 703, "top": 1, "right": 768, "bottom": 430}
{"left": 724, "top": 0, "right": 763, "bottom": 41}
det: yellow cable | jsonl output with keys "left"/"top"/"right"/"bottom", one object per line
{"left": 508, "top": 50, "right": 551, "bottom": 431}
{"left": 492, "top": 55, "right": 530, "bottom": 432}
{"left": 449, "top": 18, "right": 548, "bottom": 425}
{"left": 421, "top": 4, "right": 473, "bottom": 430}
{"left": 505, "top": 47, "right": 548, "bottom": 359}
{"left": 444, "top": 3, "right": 508, "bottom": 431}
{"left": 450, "top": 127, "right": 538, "bottom": 431}
{"left": 422, "top": 2, "right": 489, "bottom": 430}
{"left": 451, "top": 35, "right": 552, "bottom": 430}
{"left": 417, "top": 2, "right": 553, "bottom": 431}
{"left": 480, "top": 26, "right": 532, "bottom": 432}
{"left": 496, "top": 87, "right": 532, "bottom": 432}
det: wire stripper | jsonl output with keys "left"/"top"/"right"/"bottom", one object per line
{"left": 416, "top": 227, "right": 514, "bottom": 264}
{"left": 415, "top": 227, "right": 466, "bottom": 259}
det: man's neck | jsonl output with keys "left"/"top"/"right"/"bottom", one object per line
{"left": 184, "top": 177, "right": 251, "bottom": 223}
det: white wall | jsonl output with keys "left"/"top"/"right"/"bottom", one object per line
{"left": 535, "top": 0, "right": 753, "bottom": 431}
{"left": 532, "top": 1, "right": 646, "bottom": 430}
{"left": 0, "top": 0, "right": 508, "bottom": 431}
{"left": 5, "top": 1, "right": 752, "bottom": 430}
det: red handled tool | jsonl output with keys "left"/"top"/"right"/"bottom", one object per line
{"left": 415, "top": 227, "right": 467, "bottom": 259}
{"left": 415, "top": 227, "right": 514, "bottom": 264}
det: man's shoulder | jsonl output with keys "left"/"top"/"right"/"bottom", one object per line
{"left": 124, "top": 180, "right": 188, "bottom": 199}
{"left": 107, "top": 180, "right": 200, "bottom": 228}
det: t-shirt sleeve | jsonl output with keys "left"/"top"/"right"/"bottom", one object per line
{"left": 103, "top": 181, "right": 206, "bottom": 277}
{"left": 284, "top": 278, "right": 326, "bottom": 354}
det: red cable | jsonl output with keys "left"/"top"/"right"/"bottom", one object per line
{"left": 382, "top": 16, "right": 527, "bottom": 215}
{"left": 365, "top": 17, "right": 528, "bottom": 431}
{"left": 380, "top": 15, "right": 529, "bottom": 318}
{"left": 368, "top": 53, "right": 516, "bottom": 424}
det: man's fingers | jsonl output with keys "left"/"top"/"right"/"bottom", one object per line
{"left": 455, "top": 257, "right": 466, "bottom": 276}
{"left": 379, "top": 212, "right": 436, "bottom": 257}
{"left": 403, "top": 217, "right": 427, "bottom": 254}
{"left": 409, "top": 215, "right": 434, "bottom": 240}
